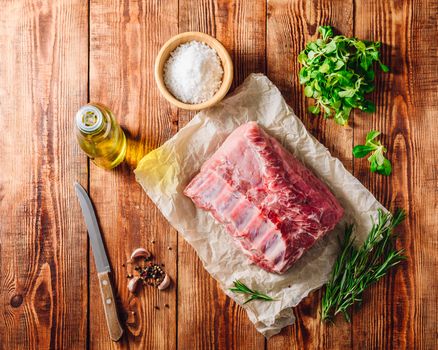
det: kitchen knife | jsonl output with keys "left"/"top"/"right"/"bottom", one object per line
{"left": 74, "top": 182, "right": 123, "bottom": 342}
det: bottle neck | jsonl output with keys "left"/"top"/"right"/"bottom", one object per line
{"left": 75, "top": 105, "right": 105, "bottom": 135}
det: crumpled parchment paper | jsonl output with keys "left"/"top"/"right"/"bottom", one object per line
{"left": 134, "top": 74, "right": 385, "bottom": 337}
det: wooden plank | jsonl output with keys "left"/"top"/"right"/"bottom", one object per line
{"left": 352, "top": 0, "right": 438, "bottom": 349}
{"left": 88, "top": 1, "right": 178, "bottom": 348}
{"left": 266, "top": 0, "right": 354, "bottom": 349}
{"left": 0, "top": 1, "right": 88, "bottom": 349}
{"left": 177, "top": 0, "right": 267, "bottom": 349}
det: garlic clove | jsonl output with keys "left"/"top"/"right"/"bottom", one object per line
{"left": 128, "top": 277, "right": 141, "bottom": 293}
{"left": 130, "top": 248, "right": 151, "bottom": 260}
{"left": 157, "top": 274, "right": 171, "bottom": 291}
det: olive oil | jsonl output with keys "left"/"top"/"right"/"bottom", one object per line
{"left": 75, "top": 103, "right": 127, "bottom": 169}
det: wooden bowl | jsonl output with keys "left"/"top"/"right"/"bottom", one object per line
{"left": 154, "top": 32, "right": 233, "bottom": 110}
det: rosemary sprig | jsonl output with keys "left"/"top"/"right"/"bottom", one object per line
{"left": 230, "top": 280, "right": 276, "bottom": 304}
{"left": 322, "top": 209, "right": 406, "bottom": 323}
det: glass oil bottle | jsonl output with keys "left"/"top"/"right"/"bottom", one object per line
{"left": 75, "top": 103, "right": 127, "bottom": 169}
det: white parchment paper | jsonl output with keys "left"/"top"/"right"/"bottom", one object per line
{"left": 135, "top": 74, "right": 385, "bottom": 337}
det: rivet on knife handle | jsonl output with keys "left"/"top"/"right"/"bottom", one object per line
{"left": 98, "top": 271, "right": 123, "bottom": 341}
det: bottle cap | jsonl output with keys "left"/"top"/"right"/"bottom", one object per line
{"left": 75, "top": 105, "right": 103, "bottom": 133}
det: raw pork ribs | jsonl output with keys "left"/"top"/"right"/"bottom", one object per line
{"left": 184, "top": 122, "right": 344, "bottom": 274}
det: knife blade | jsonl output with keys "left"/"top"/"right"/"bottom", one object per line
{"left": 74, "top": 182, "right": 110, "bottom": 273}
{"left": 74, "top": 182, "right": 123, "bottom": 341}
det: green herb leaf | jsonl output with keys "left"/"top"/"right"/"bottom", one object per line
{"left": 377, "top": 158, "right": 392, "bottom": 175}
{"left": 338, "top": 88, "right": 356, "bottom": 98}
{"left": 298, "top": 26, "right": 388, "bottom": 125}
{"left": 379, "top": 62, "right": 390, "bottom": 72}
{"left": 319, "top": 26, "right": 334, "bottom": 41}
{"left": 370, "top": 147, "right": 385, "bottom": 166}
{"left": 324, "top": 40, "right": 338, "bottom": 54}
{"left": 321, "top": 209, "right": 406, "bottom": 323}
{"left": 335, "top": 60, "right": 344, "bottom": 70}
{"left": 304, "top": 85, "right": 314, "bottom": 97}
{"left": 230, "top": 280, "right": 276, "bottom": 304}
{"left": 334, "top": 110, "right": 349, "bottom": 126}
{"left": 365, "top": 130, "right": 381, "bottom": 143}
{"left": 308, "top": 105, "right": 321, "bottom": 114}
{"left": 370, "top": 158, "right": 378, "bottom": 172}
{"left": 298, "top": 52, "right": 308, "bottom": 65}
{"left": 360, "top": 100, "right": 376, "bottom": 113}
{"left": 353, "top": 130, "right": 392, "bottom": 176}
{"left": 352, "top": 145, "right": 375, "bottom": 158}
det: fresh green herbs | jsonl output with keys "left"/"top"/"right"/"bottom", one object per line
{"left": 230, "top": 280, "right": 276, "bottom": 304}
{"left": 322, "top": 209, "right": 406, "bottom": 323}
{"left": 353, "top": 130, "right": 392, "bottom": 175}
{"left": 298, "top": 26, "right": 389, "bottom": 125}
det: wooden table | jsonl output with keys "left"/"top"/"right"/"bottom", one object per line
{"left": 1, "top": 1, "right": 437, "bottom": 349}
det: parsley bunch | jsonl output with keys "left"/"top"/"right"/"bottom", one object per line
{"left": 353, "top": 130, "right": 392, "bottom": 176}
{"left": 298, "top": 26, "right": 389, "bottom": 125}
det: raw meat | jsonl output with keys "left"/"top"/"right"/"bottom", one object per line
{"left": 184, "top": 122, "right": 344, "bottom": 274}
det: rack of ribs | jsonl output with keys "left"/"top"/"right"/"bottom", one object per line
{"left": 184, "top": 122, "right": 344, "bottom": 274}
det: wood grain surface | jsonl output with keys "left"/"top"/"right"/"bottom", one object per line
{"left": 0, "top": 0, "right": 437, "bottom": 349}
{"left": 0, "top": 1, "right": 89, "bottom": 349}
{"left": 88, "top": 1, "right": 178, "bottom": 349}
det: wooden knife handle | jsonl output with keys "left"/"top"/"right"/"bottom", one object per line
{"left": 97, "top": 271, "right": 124, "bottom": 341}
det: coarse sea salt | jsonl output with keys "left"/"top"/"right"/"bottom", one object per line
{"left": 163, "top": 41, "right": 223, "bottom": 104}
